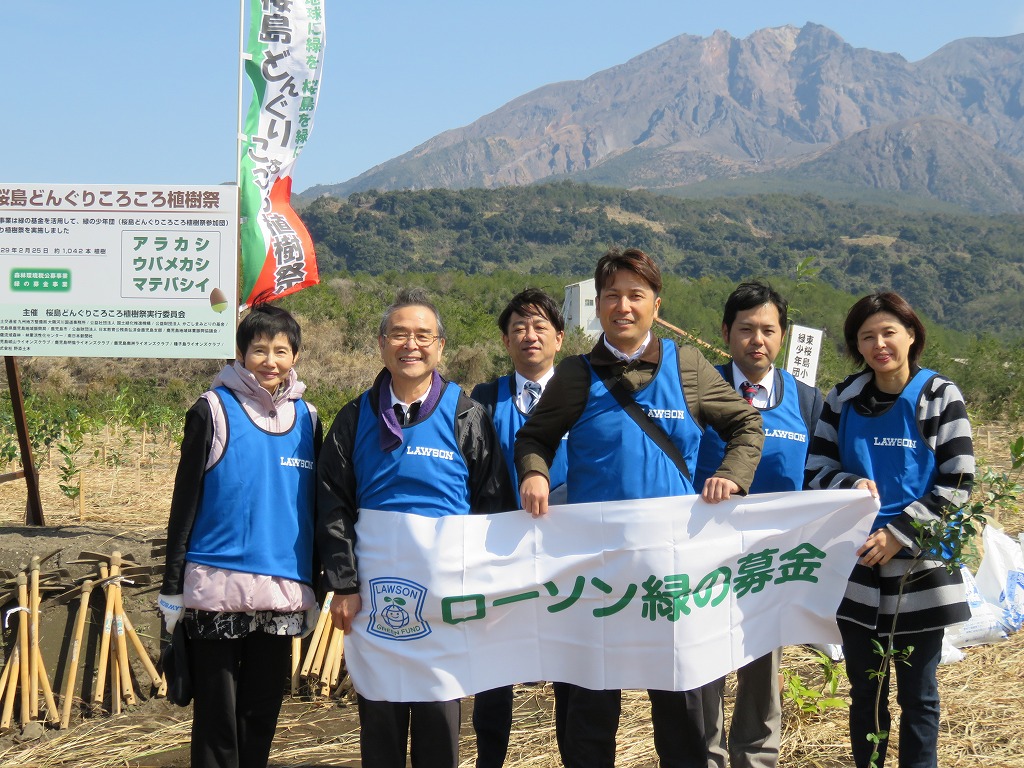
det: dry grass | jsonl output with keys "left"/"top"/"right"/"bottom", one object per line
{"left": 0, "top": 422, "right": 1022, "bottom": 766}
{"left": 3, "top": 634, "right": 1023, "bottom": 768}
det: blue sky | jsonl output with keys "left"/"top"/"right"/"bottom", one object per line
{"left": 6, "top": 1, "right": 1024, "bottom": 193}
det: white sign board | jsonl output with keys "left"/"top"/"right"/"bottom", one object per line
{"left": 0, "top": 183, "right": 237, "bottom": 358}
{"left": 785, "top": 324, "right": 824, "bottom": 386}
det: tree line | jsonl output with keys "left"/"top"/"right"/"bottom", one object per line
{"left": 299, "top": 182, "right": 1024, "bottom": 339}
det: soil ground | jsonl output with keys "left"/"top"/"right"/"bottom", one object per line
{"left": 0, "top": 423, "right": 1022, "bottom": 767}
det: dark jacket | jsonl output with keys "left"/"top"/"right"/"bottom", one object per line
{"left": 317, "top": 371, "right": 516, "bottom": 595}
{"left": 515, "top": 336, "right": 764, "bottom": 493}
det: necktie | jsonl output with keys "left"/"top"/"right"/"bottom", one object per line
{"left": 523, "top": 381, "right": 542, "bottom": 413}
{"left": 740, "top": 381, "right": 759, "bottom": 405}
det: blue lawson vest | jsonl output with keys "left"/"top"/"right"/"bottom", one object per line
{"left": 490, "top": 375, "right": 568, "bottom": 505}
{"left": 187, "top": 388, "right": 315, "bottom": 584}
{"left": 695, "top": 366, "right": 810, "bottom": 493}
{"left": 567, "top": 339, "right": 702, "bottom": 503}
{"left": 353, "top": 381, "right": 471, "bottom": 517}
{"left": 839, "top": 368, "right": 938, "bottom": 532}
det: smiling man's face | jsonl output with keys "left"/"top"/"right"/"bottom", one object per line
{"left": 379, "top": 304, "right": 445, "bottom": 398}
{"left": 597, "top": 270, "right": 661, "bottom": 356}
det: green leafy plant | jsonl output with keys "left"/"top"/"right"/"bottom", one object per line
{"left": 781, "top": 649, "right": 849, "bottom": 715}
{"left": 864, "top": 432, "right": 1023, "bottom": 767}
{"left": 57, "top": 439, "right": 82, "bottom": 500}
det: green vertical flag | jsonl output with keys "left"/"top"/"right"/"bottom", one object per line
{"left": 239, "top": 0, "right": 325, "bottom": 307}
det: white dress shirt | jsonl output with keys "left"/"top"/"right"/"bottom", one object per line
{"left": 515, "top": 368, "right": 555, "bottom": 412}
{"left": 730, "top": 361, "right": 777, "bottom": 409}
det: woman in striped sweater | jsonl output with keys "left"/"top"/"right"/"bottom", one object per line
{"left": 805, "top": 291, "right": 972, "bottom": 768}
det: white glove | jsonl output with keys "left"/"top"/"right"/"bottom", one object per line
{"left": 158, "top": 593, "right": 185, "bottom": 633}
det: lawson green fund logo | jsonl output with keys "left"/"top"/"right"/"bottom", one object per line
{"left": 367, "top": 577, "right": 431, "bottom": 641}
{"left": 11, "top": 269, "right": 71, "bottom": 291}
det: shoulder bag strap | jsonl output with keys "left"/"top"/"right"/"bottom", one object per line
{"left": 595, "top": 367, "right": 692, "bottom": 482}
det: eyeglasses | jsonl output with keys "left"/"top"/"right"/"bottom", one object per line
{"left": 383, "top": 331, "right": 440, "bottom": 347}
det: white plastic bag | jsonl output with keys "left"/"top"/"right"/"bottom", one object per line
{"left": 975, "top": 525, "right": 1024, "bottom": 632}
{"left": 939, "top": 634, "right": 965, "bottom": 665}
{"left": 945, "top": 566, "right": 1007, "bottom": 648}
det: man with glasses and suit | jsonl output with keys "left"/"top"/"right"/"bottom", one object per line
{"left": 317, "top": 287, "right": 515, "bottom": 768}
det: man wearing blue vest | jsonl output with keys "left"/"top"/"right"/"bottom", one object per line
{"left": 694, "top": 281, "right": 823, "bottom": 768}
{"left": 469, "top": 287, "right": 568, "bottom": 768}
{"left": 516, "top": 248, "right": 764, "bottom": 768}
{"left": 317, "top": 287, "right": 515, "bottom": 768}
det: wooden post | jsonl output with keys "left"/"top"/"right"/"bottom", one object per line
{"left": 2, "top": 357, "right": 45, "bottom": 525}
{"left": 78, "top": 471, "right": 86, "bottom": 522}
{"left": 653, "top": 317, "right": 729, "bottom": 360}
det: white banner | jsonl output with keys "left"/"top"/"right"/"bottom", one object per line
{"left": 346, "top": 490, "right": 878, "bottom": 701}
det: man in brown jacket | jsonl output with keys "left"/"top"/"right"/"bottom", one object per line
{"left": 515, "top": 247, "right": 763, "bottom": 768}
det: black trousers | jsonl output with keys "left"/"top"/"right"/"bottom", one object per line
{"left": 189, "top": 631, "right": 290, "bottom": 768}
{"left": 553, "top": 682, "right": 707, "bottom": 768}
{"left": 357, "top": 694, "right": 461, "bottom": 768}
{"left": 473, "top": 685, "right": 515, "bottom": 768}
{"left": 840, "top": 620, "right": 944, "bottom": 768}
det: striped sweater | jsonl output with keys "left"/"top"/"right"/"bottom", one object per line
{"left": 805, "top": 368, "right": 973, "bottom": 634}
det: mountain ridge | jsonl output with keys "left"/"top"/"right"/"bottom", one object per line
{"left": 303, "top": 24, "right": 1024, "bottom": 213}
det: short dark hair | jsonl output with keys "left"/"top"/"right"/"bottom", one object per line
{"left": 236, "top": 299, "right": 301, "bottom": 356}
{"left": 497, "top": 288, "right": 565, "bottom": 335}
{"left": 594, "top": 248, "right": 662, "bottom": 296}
{"left": 843, "top": 291, "right": 926, "bottom": 367}
{"left": 722, "top": 281, "right": 788, "bottom": 331}
{"left": 378, "top": 287, "right": 446, "bottom": 340}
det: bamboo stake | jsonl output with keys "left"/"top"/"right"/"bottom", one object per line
{"left": 33, "top": 646, "right": 59, "bottom": 724}
{"left": 308, "top": 621, "right": 333, "bottom": 680}
{"left": 92, "top": 555, "right": 120, "bottom": 708}
{"left": 300, "top": 591, "right": 334, "bottom": 678}
{"left": 319, "top": 628, "right": 344, "bottom": 697}
{"left": 290, "top": 637, "right": 302, "bottom": 695}
{"left": 121, "top": 612, "right": 161, "bottom": 689}
{"left": 113, "top": 580, "right": 137, "bottom": 706}
{"left": 17, "top": 574, "right": 31, "bottom": 726}
{"left": 327, "top": 631, "right": 345, "bottom": 691}
{"left": 109, "top": 646, "right": 120, "bottom": 715}
{"left": 1, "top": 645, "right": 21, "bottom": 728}
{"left": 0, "top": 634, "right": 16, "bottom": 708}
{"left": 0, "top": 644, "right": 15, "bottom": 709}
{"left": 78, "top": 470, "right": 86, "bottom": 523}
{"left": 28, "top": 556, "right": 40, "bottom": 719}
{"left": 61, "top": 580, "right": 94, "bottom": 729}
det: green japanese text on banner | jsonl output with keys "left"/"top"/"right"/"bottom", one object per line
{"left": 239, "top": 0, "right": 325, "bottom": 307}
